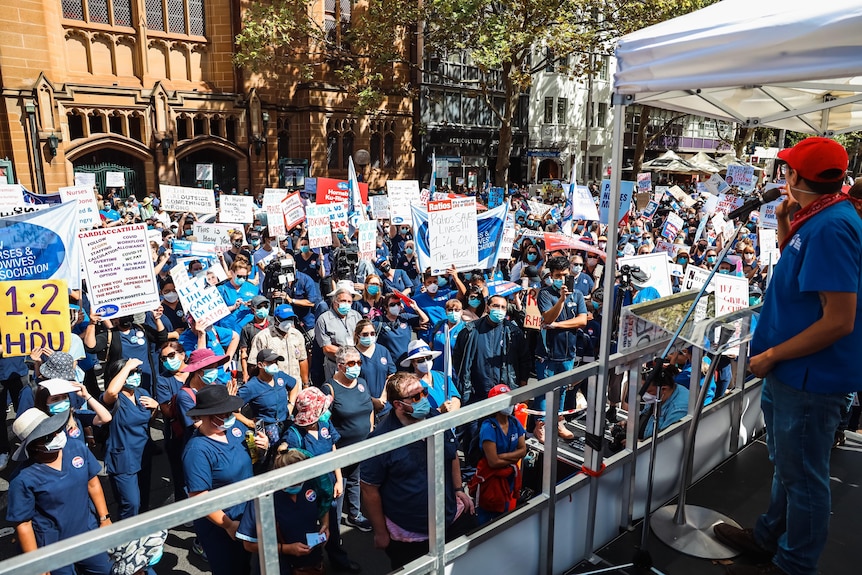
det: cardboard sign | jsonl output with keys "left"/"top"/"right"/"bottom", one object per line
{"left": 427, "top": 197, "right": 478, "bottom": 273}
{"left": 105, "top": 171, "right": 125, "bottom": 188}
{"left": 714, "top": 273, "right": 749, "bottom": 316}
{"left": 78, "top": 224, "right": 161, "bottom": 319}
{"left": 386, "top": 180, "right": 420, "bottom": 225}
{"left": 159, "top": 184, "right": 217, "bottom": 213}
{"left": 725, "top": 164, "right": 755, "bottom": 192}
{"left": 636, "top": 172, "right": 652, "bottom": 193}
{"left": 523, "top": 292, "right": 542, "bottom": 330}
{"left": 263, "top": 188, "right": 289, "bottom": 208}
{"left": 219, "top": 195, "right": 255, "bottom": 224}
{"left": 282, "top": 192, "right": 305, "bottom": 229}
{"left": 635, "top": 192, "right": 652, "bottom": 211}
{"left": 358, "top": 220, "right": 377, "bottom": 261}
{"left": 662, "top": 212, "right": 684, "bottom": 241}
{"left": 58, "top": 186, "right": 100, "bottom": 230}
{"left": 0, "top": 279, "right": 71, "bottom": 356}
{"left": 74, "top": 172, "right": 97, "bottom": 190}
{"left": 370, "top": 195, "right": 390, "bottom": 220}
{"left": 599, "top": 180, "right": 635, "bottom": 225}
{"left": 266, "top": 204, "right": 286, "bottom": 237}
{"left": 193, "top": 222, "right": 246, "bottom": 252}
{"left": 171, "top": 268, "right": 229, "bottom": 330}
{"left": 305, "top": 205, "right": 332, "bottom": 248}
{"left": 315, "top": 178, "right": 369, "bottom": 206}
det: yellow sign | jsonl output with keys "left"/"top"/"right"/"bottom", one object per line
{"left": 0, "top": 280, "right": 71, "bottom": 357}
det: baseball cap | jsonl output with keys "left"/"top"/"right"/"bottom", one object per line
{"left": 777, "top": 137, "right": 848, "bottom": 183}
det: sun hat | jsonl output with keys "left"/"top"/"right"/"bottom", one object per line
{"left": 39, "top": 351, "right": 76, "bottom": 381}
{"left": 185, "top": 384, "right": 244, "bottom": 417}
{"left": 293, "top": 387, "right": 333, "bottom": 427}
{"left": 327, "top": 280, "right": 362, "bottom": 301}
{"left": 181, "top": 348, "right": 229, "bottom": 373}
{"left": 777, "top": 137, "right": 848, "bottom": 183}
{"left": 39, "top": 378, "right": 79, "bottom": 397}
{"left": 399, "top": 339, "right": 442, "bottom": 367}
{"left": 108, "top": 530, "right": 168, "bottom": 575}
{"left": 12, "top": 408, "right": 68, "bottom": 461}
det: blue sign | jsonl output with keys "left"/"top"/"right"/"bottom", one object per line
{"left": 0, "top": 222, "right": 66, "bottom": 280}
{"left": 488, "top": 187, "right": 505, "bottom": 209}
{"left": 411, "top": 203, "right": 508, "bottom": 272}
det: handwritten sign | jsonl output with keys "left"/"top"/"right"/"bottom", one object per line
{"left": 715, "top": 193, "right": 745, "bottom": 216}
{"left": 305, "top": 205, "right": 332, "bottom": 248}
{"left": 328, "top": 203, "right": 348, "bottom": 232}
{"left": 428, "top": 197, "right": 478, "bottom": 274}
{"left": 497, "top": 213, "right": 516, "bottom": 262}
{"left": 523, "top": 292, "right": 542, "bottom": 330}
{"left": 714, "top": 273, "right": 749, "bottom": 316}
{"left": 58, "top": 186, "right": 100, "bottom": 230}
{"left": 0, "top": 184, "right": 25, "bottom": 210}
{"left": 358, "top": 220, "right": 377, "bottom": 261}
{"left": 637, "top": 172, "right": 652, "bottom": 193}
{"left": 759, "top": 228, "right": 780, "bottom": 266}
{"left": 219, "top": 195, "right": 255, "bottom": 224}
{"left": 386, "top": 180, "right": 420, "bottom": 225}
{"left": 725, "top": 164, "right": 755, "bottom": 192}
{"left": 193, "top": 222, "right": 246, "bottom": 252}
{"left": 568, "top": 185, "right": 599, "bottom": 221}
{"left": 159, "top": 184, "right": 217, "bottom": 213}
{"left": 282, "top": 192, "right": 305, "bottom": 229}
{"left": 654, "top": 240, "right": 680, "bottom": 259}
{"left": 618, "top": 252, "right": 672, "bottom": 297}
{"left": 266, "top": 204, "right": 286, "bottom": 237}
{"left": 74, "top": 172, "right": 96, "bottom": 190}
{"left": 701, "top": 194, "right": 720, "bottom": 215}
{"left": 527, "top": 200, "right": 552, "bottom": 216}
{"left": 78, "top": 224, "right": 161, "bottom": 319}
{"left": 682, "top": 265, "right": 715, "bottom": 294}
{"left": 0, "top": 279, "right": 71, "bottom": 356}
{"left": 370, "top": 195, "right": 390, "bottom": 220}
{"left": 170, "top": 267, "right": 229, "bottom": 330}
{"left": 599, "top": 180, "right": 635, "bottom": 225}
{"left": 263, "top": 188, "right": 289, "bottom": 208}
{"left": 105, "top": 171, "right": 125, "bottom": 188}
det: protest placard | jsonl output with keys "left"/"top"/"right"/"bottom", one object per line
{"left": 662, "top": 212, "right": 684, "bottom": 241}
{"left": 266, "top": 204, "right": 286, "bottom": 237}
{"left": 0, "top": 279, "right": 71, "bottom": 356}
{"left": 542, "top": 232, "right": 607, "bottom": 258}
{"left": 305, "top": 205, "right": 332, "bottom": 248}
{"left": 195, "top": 164, "right": 213, "bottom": 181}
{"left": 174, "top": 255, "right": 228, "bottom": 285}
{"left": 219, "top": 195, "right": 255, "bottom": 224}
{"left": 0, "top": 184, "right": 24, "bottom": 209}
{"left": 703, "top": 173, "right": 729, "bottom": 195}
{"left": 725, "top": 164, "right": 756, "bottom": 192}
{"left": 654, "top": 240, "right": 680, "bottom": 259}
{"left": 643, "top": 200, "right": 659, "bottom": 218}
{"left": 358, "top": 220, "right": 377, "bottom": 261}
{"left": 193, "top": 222, "right": 246, "bottom": 252}
{"left": 327, "top": 203, "right": 348, "bottom": 232}
{"left": 654, "top": 186, "right": 668, "bottom": 203}
{"left": 74, "top": 172, "right": 97, "bottom": 190}
{"left": 635, "top": 192, "right": 652, "bottom": 211}
{"left": 282, "top": 192, "right": 305, "bottom": 229}
{"left": 759, "top": 228, "right": 780, "bottom": 266}
{"left": 488, "top": 187, "right": 505, "bottom": 209}
{"left": 758, "top": 184, "right": 785, "bottom": 230}
{"left": 105, "top": 171, "right": 125, "bottom": 188}
{"left": 0, "top": 202, "right": 82, "bottom": 286}
{"left": 171, "top": 268, "right": 229, "bottom": 330}
{"left": 78, "top": 223, "right": 161, "bottom": 319}
{"left": 527, "top": 200, "right": 552, "bottom": 216}
{"left": 170, "top": 239, "right": 218, "bottom": 258}
{"left": 618, "top": 252, "right": 672, "bottom": 297}
{"left": 637, "top": 172, "right": 652, "bottom": 193}
{"left": 386, "top": 180, "right": 420, "bottom": 225}
{"left": 159, "top": 184, "right": 217, "bottom": 213}
{"left": 567, "top": 184, "right": 600, "bottom": 221}
{"left": 315, "top": 178, "right": 369, "bottom": 206}
{"left": 682, "top": 264, "right": 715, "bottom": 293}
{"left": 715, "top": 193, "right": 745, "bottom": 216}
{"left": 427, "top": 197, "right": 478, "bottom": 273}
{"left": 263, "top": 188, "right": 289, "bottom": 208}
{"left": 599, "top": 180, "right": 635, "bottom": 225}
{"left": 701, "top": 193, "right": 720, "bottom": 215}
{"left": 497, "top": 213, "right": 516, "bottom": 262}
{"left": 668, "top": 185, "right": 696, "bottom": 208}
{"left": 714, "top": 273, "right": 749, "bottom": 316}
{"left": 523, "top": 292, "right": 543, "bottom": 330}
{"left": 370, "top": 195, "right": 390, "bottom": 220}
{"left": 723, "top": 220, "right": 736, "bottom": 243}
{"left": 58, "top": 185, "right": 100, "bottom": 230}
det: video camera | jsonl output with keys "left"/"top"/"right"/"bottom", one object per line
{"left": 331, "top": 244, "right": 359, "bottom": 282}
{"left": 263, "top": 256, "right": 296, "bottom": 298}
{"left": 618, "top": 264, "right": 649, "bottom": 288}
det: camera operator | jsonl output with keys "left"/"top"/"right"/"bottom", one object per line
{"left": 612, "top": 362, "right": 688, "bottom": 450}
{"left": 262, "top": 254, "right": 322, "bottom": 332}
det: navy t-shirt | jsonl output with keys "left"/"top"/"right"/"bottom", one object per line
{"left": 535, "top": 285, "right": 587, "bottom": 361}
{"left": 359, "top": 344, "right": 396, "bottom": 417}
{"left": 322, "top": 378, "right": 373, "bottom": 447}
{"left": 374, "top": 313, "right": 421, "bottom": 364}
{"left": 238, "top": 373, "right": 295, "bottom": 424}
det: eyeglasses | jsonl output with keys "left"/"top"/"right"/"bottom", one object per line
{"left": 341, "top": 360, "right": 362, "bottom": 367}
{"left": 160, "top": 351, "right": 180, "bottom": 360}
{"left": 397, "top": 388, "right": 428, "bottom": 403}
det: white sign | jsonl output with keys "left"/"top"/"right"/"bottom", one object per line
{"left": 195, "top": 164, "right": 213, "bottom": 181}
{"left": 599, "top": 180, "right": 635, "bottom": 225}
{"left": 701, "top": 194, "right": 720, "bottom": 215}
{"left": 654, "top": 240, "right": 680, "bottom": 259}
{"left": 668, "top": 185, "right": 695, "bottom": 208}
{"left": 328, "top": 203, "right": 348, "bottom": 231}
{"left": 305, "top": 205, "right": 332, "bottom": 248}
{"left": 759, "top": 184, "right": 785, "bottom": 230}
{"left": 77, "top": 224, "right": 161, "bottom": 319}
{"left": 497, "top": 213, "right": 516, "bottom": 262}
{"left": 386, "top": 180, "right": 421, "bottom": 225}
{"left": 358, "top": 220, "right": 377, "bottom": 261}
{"left": 725, "top": 164, "right": 755, "bottom": 192}
{"left": 428, "top": 197, "right": 478, "bottom": 274}
{"left": 0, "top": 184, "right": 25, "bottom": 209}
{"left": 654, "top": 186, "right": 668, "bottom": 203}
{"left": 569, "top": 185, "right": 600, "bottom": 221}
{"left": 527, "top": 200, "right": 552, "bottom": 216}
{"left": 159, "top": 184, "right": 217, "bottom": 213}
{"left": 637, "top": 172, "right": 652, "bottom": 193}
{"left": 105, "top": 171, "right": 125, "bottom": 188}
{"left": 370, "top": 195, "right": 390, "bottom": 220}
{"left": 219, "top": 195, "right": 255, "bottom": 224}
{"left": 193, "top": 222, "right": 246, "bottom": 252}
{"left": 74, "top": 172, "right": 97, "bottom": 190}
{"left": 282, "top": 192, "right": 305, "bottom": 229}
{"left": 263, "top": 188, "right": 290, "bottom": 208}
{"left": 59, "top": 185, "right": 100, "bottom": 229}
{"left": 703, "top": 173, "right": 730, "bottom": 195}
{"left": 618, "top": 252, "right": 673, "bottom": 298}
{"left": 714, "top": 273, "right": 749, "bottom": 317}
{"left": 759, "top": 228, "right": 780, "bottom": 266}
{"left": 715, "top": 193, "right": 745, "bottom": 216}
{"left": 682, "top": 265, "right": 715, "bottom": 294}
{"left": 662, "top": 212, "right": 685, "bottom": 241}
{"left": 266, "top": 204, "right": 286, "bottom": 237}
{"left": 171, "top": 268, "right": 229, "bottom": 330}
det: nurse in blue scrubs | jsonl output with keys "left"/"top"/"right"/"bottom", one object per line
{"left": 102, "top": 358, "right": 159, "bottom": 520}
{"left": 6, "top": 408, "right": 113, "bottom": 575}
{"left": 33, "top": 377, "right": 113, "bottom": 446}
{"left": 183, "top": 385, "right": 269, "bottom": 575}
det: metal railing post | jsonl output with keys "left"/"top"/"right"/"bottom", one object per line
{"left": 427, "top": 430, "right": 447, "bottom": 575}
{"left": 255, "top": 493, "right": 280, "bottom": 575}
{"left": 539, "top": 387, "right": 560, "bottom": 575}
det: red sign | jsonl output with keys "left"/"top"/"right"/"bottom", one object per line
{"left": 314, "top": 178, "right": 369, "bottom": 205}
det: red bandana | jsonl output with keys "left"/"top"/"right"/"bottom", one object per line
{"left": 779, "top": 192, "right": 856, "bottom": 251}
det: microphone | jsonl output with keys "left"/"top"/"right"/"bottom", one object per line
{"left": 726, "top": 187, "right": 783, "bottom": 221}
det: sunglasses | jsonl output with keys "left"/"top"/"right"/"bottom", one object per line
{"left": 398, "top": 388, "right": 428, "bottom": 404}
{"left": 235, "top": 275, "right": 248, "bottom": 280}
{"left": 341, "top": 360, "right": 362, "bottom": 367}
{"left": 160, "top": 351, "right": 180, "bottom": 360}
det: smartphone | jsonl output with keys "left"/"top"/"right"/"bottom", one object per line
{"left": 255, "top": 419, "right": 265, "bottom": 435}
{"left": 565, "top": 275, "right": 575, "bottom": 292}
{"left": 306, "top": 532, "right": 327, "bottom": 547}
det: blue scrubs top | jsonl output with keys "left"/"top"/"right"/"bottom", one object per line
{"left": 178, "top": 325, "right": 234, "bottom": 385}
{"left": 374, "top": 313, "right": 421, "bottom": 364}
{"left": 431, "top": 321, "right": 465, "bottom": 372}
{"left": 480, "top": 415, "right": 526, "bottom": 456}
{"left": 423, "top": 370, "right": 461, "bottom": 411}
{"left": 183, "top": 422, "right": 255, "bottom": 520}
{"left": 536, "top": 285, "right": 587, "bottom": 361}
{"left": 104, "top": 388, "right": 153, "bottom": 475}
{"left": 238, "top": 372, "right": 295, "bottom": 425}
{"left": 358, "top": 344, "right": 396, "bottom": 413}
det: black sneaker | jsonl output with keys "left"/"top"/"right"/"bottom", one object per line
{"left": 344, "top": 514, "right": 372, "bottom": 532}
{"left": 606, "top": 406, "right": 619, "bottom": 423}
{"left": 713, "top": 523, "right": 773, "bottom": 562}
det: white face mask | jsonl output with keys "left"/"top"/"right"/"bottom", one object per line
{"left": 643, "top": 392, "right": 658, "bottom": 405}
{"left": 162, "top": 291, "right": 179, "bottom": 303}
{"left": 425, "top": 283, "right": 439, "bottom": 294}
{"left": 43, "top": 431, "right": 67, "bottom": 452}
{"left": 416, "top": 359, "right": 433, "bottom": 373}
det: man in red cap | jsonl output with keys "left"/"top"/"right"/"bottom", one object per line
{"left": 714, "top": 137, "right": 862, "bottom": 575}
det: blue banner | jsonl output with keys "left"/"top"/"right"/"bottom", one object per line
{"left": 488, "top": 187, "right": 505, "bottom": 209}
{"left": 410, "top": 203, "right": 508, "bottom": 272}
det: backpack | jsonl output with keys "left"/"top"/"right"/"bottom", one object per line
{"left": 163, "top": 387, "right": 196, "bottom": 440}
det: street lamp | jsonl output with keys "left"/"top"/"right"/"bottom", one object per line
{"left": 46, "top": 132, "right": 60, "bottom": 157}
{"left": 160, "top": 134, "right": 173, "bottom": 157}
{"left": 253, "top": 111, "right": 270, "bottom": 156}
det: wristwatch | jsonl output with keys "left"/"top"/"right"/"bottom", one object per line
{"left": 99, "top": 514, "right": 111, "bottom": 522}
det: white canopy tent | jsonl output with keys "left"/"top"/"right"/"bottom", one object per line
{"left": 584, "top": 1, "right": 862, "bottom": 549}
{"left": 640, "top": 149, "right": 702, "bottom": 173}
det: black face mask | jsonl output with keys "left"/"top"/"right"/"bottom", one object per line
{"left": 380, "top": 264, "right": 391, "bottom": 273}
{"left": 233, "top": 241, "right": 243, "bottom": 248}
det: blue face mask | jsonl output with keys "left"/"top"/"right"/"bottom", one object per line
{"left": 300, "top": 246, "right": 310, "bottom": 254}
{"left": 251, "top": 240, "right": 260, "bottom": 247}
{"left": 408, "top": 396, "right": 431, "bottom": 420}
{"left": 318, "top": 410, "right": 331, "bottom": 423}
{"left": 488, "top": 309, "right": 506, "bottom": 323}
{"left": 526, "top": 253, "right": 537, "bottom": 262}
{"left": 446, "top": 310, "right": 461, "bottom": 324}
{"left": 553, "top": 278, "right": 564, "bottom": 290}
{"left": 163, "top": 356, "right": 182, "bottom": 372}
{"left": 337, "top": 303, "right": 352, "bottom": 316}
{"left": 255, "top": 307, "right": 269, "bottom": 320}
{"left": 345, "top": 365, "right": 361, "bottom": 379}
{"left": 463, "top": 273, "right": 472, "bottom": 281}
{"left": 617, "top": 250, "right": 625, "bottom": 257}
{"left": 264, "top": 364, "right": 279, "bottom": 375}
{"left": 124, "top": 372, "right": 142, "bottom": 389}
{"left": 468, "top": 297, "right": 482, "bottom": 308}
{"left": 749, "top": 296, "right": 762, "bottom": 306}
{"left": 48, "top": 398, "right": 71, "bottom": 414}
{"left": 184, "top": 229, "right": 193, "bottom": 237}
{"left": 707, "top": 256, "right": 717, "bottom": 264}
{"left": 202, "top": 368, "right": 219, "bottom": 384}
{"left": 366, "top": 285, "right": 380, "bottom": 296}
{"left": 284, "top": 485, "right": 303, "bottom": 495}
{"left": 359, "top": 335, "right": 375, "bottom": 347}
{"left": 405, "top": 248, "right": 414, "bottom": 255}
{"left": 678, "top": 257, "right": 688, "bottom": 265}
{"left": 216, "top": 414, "right": 236, "bottom": 431}
{"left": 234, "top": 276, "right": 246, "bottom": 286}
{"left": 75, "top": 366, "right": 86, "bottom": 384}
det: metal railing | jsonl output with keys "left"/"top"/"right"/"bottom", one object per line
{"left": 3, "top": 331, "right": 739, "bottom": 575}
